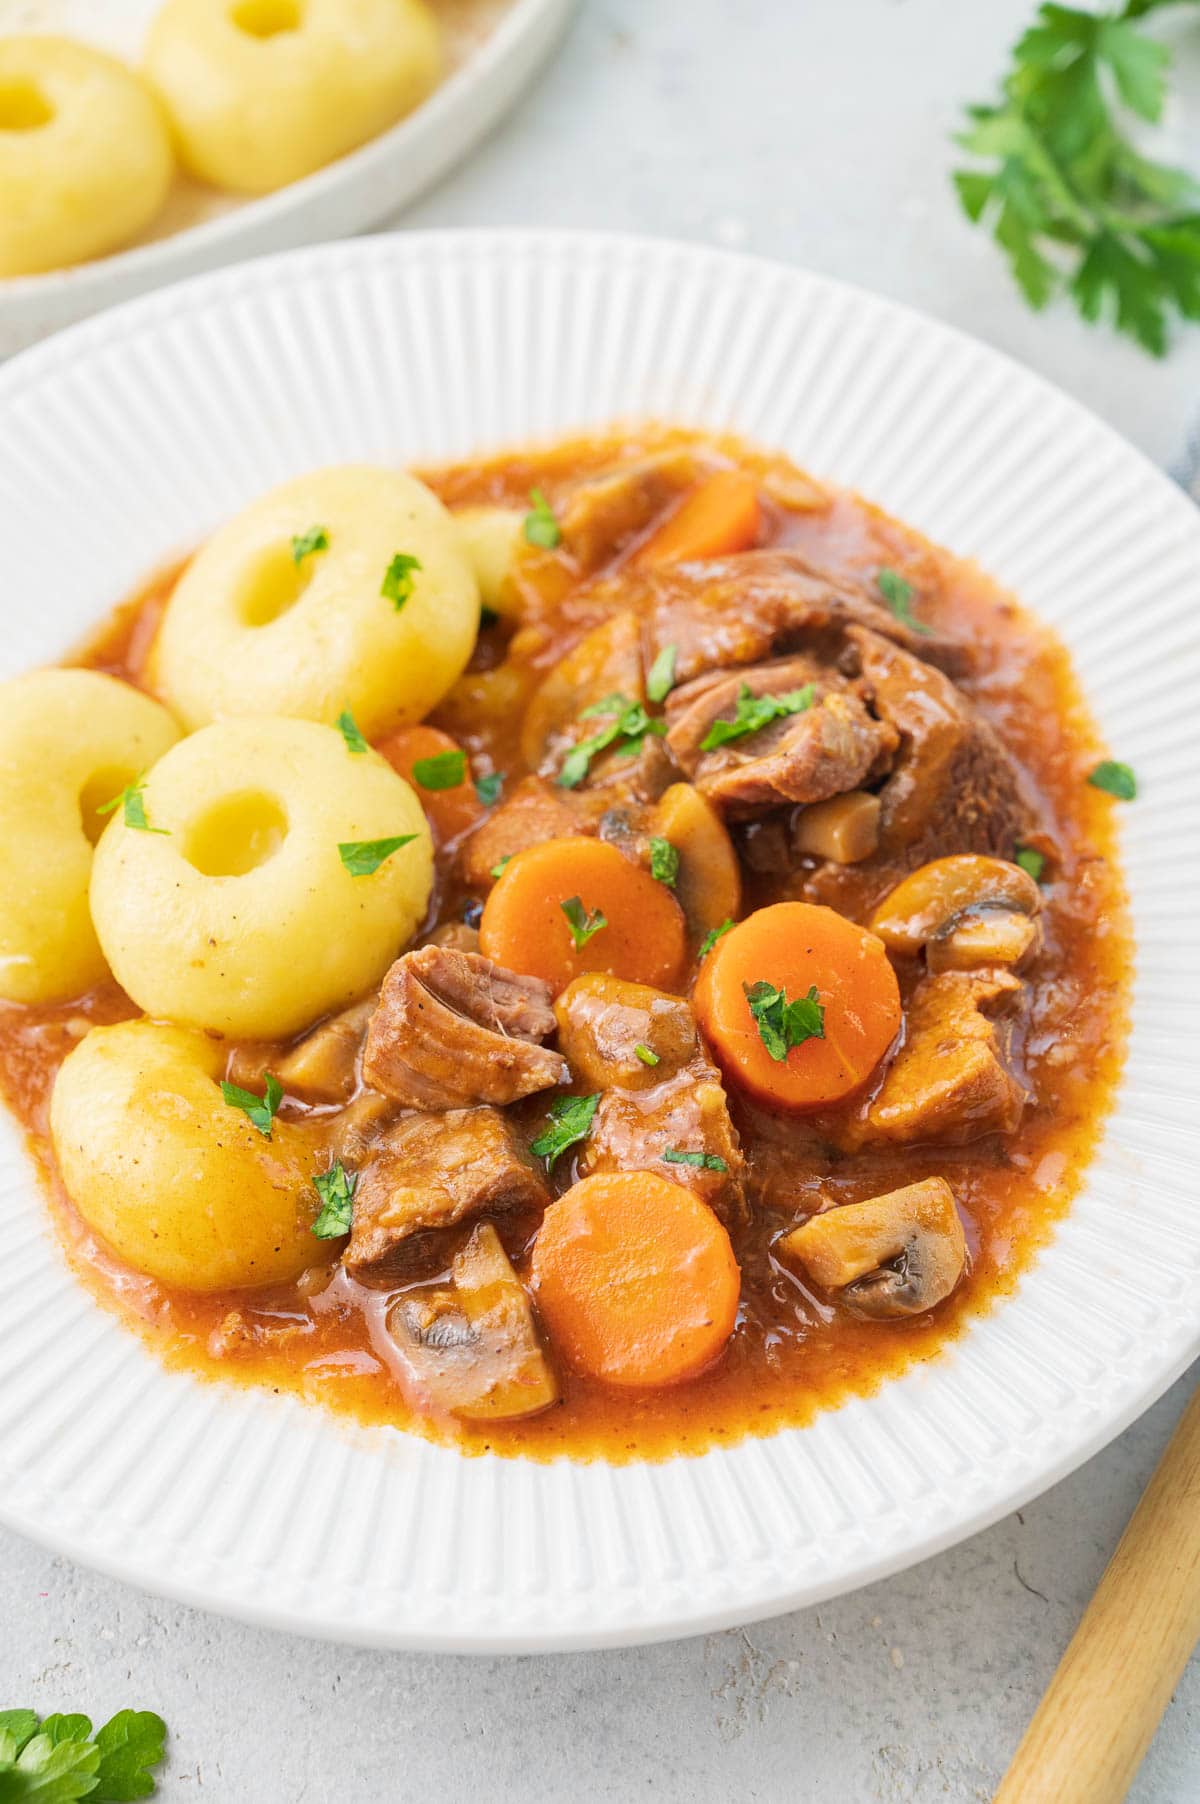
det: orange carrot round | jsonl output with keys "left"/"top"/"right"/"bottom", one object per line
{"left": 693, "top": 901, "right": 901, "bottom": 1111}
{"left": 531, "top": 1172, "right": 740, "bottom": 1386}
{"left": 479, "top": 836, "right": 687, "bottom": 994}
{"left": 635, "top": 469, "right": 762, "bottom": 566}
{"left": 375, "top": 723, "right": 484, "bottom": 844}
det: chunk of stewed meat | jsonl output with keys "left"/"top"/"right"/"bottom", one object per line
{"left": 554, "top": 973, "right": 748, "bottom": 1231}
{"left": 458, "top": 775, "right": 595, "bottom": 890}
{"left": 778, "top": 1178, "right": 966, "bottom": 1319}
{"left": 665, "top": 655, "right": 898, "bottom": 819}
{"left": 362, "top": 945, "right": 567, "bottom": 1111}
{"left": 558, "top": 447, "right": 708, "bottom": 571}
{"left": 346, "top": 1107, "right": 548, "bottom": 1286}
{"left": 859, "top": 970, "right": 1027, "bottom": 1146}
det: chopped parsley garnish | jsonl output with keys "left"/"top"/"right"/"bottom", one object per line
{"left": 876, "top": 567, "right": 933, "bottom": 636}
{"left": 490, "top": 855, "right": 513, "bottom": 879}
{"left": 648, "top": 836, "right": 679, "bottom": 887}
{"left": 291, "top": 524, "right": 329, "bottom": 565}
{"left": 663, "top": 1148, "right": 728, "bottom": 1172}
{"left": 558, "top": 694, "right": 668, "bottom": 788}
{"left": 335, "top": 709, "right": 369, "bottom": 754}
{"left": 698, "top": 918, "right": 735, "bottom": 959}
{"left": 381, "top": 552, "right": 422, "bottom": 609}
{"left": 634, "top": 1042, "right": 660, "bottom": 1067}
{"left": 0, "top": 1706, "right": 167, "bottom": 1800}
{"left": 530, "top": 1092, "right": 600, "bottom": 1168}
{"left": 646, "top": 642, "right": 678, "bottom": 703}
{"left": 412, "top": 749, "right": 467, "bottom": 790}
{"left": 220, "top": 1071, "right": 283, "bottom": 1138}
{"left": 338, "top": 834, "right": 417, "bottom": 877}
{"left": 1088, "top": 759, "right": 1137, "bottom": 800}
{"left": 523, "top": 487, "right": 561, "bottom": 550}
{"left": 95, "top": 774, "right": 168, "bottom": 836}
{"left": 743, "top": 979, "right": 826, "bottom": 1063}
{"left": 311, "top": 1161, "right": 357, "bottom": 1239}
{"left": 474, "top": 770, "right": 504, "bottom": 806}
{"left": 561, "top": 896, "right": 607, "bottom": 950}
{"left": 699, "top": 682, "right": 816, "bottom": 752}
{"left": 1016, "top": 845, "right": 1046, "bottom": 882}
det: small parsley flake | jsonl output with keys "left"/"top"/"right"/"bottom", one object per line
{"left": 743, "top": 980, "right": 826, "bottom": 1063}
{"left": 876, "top": 567, "right": 933, "bottom": 636}
{"left": 646, "top": 642, "right": 678, "bottom": 703}
{"left": 648, "top": 836, "right": 680, "bottom": 887}
{"left": 335, "top": 709, "right": 369, "bottom": 754}
{"left": 663, "top": 1148, "right": 728, "bottom": 1172}
{"left": 95, "top": 773, "right": 168, "bottom": 836}
{"left": 698, "top": 918, "right": 735, "bottom": 959}
{"left": 1088, "top": 759, "right": 1137, "bottom": 800}
{"left": 338, "top": 835, "right": 418, "bottom": 877}
{"left": 412, "top": 749, "right": 467, "bottom": 791}
{"left": 561, "top": 896, "right": 607, "bottom": 950}
{"left": 311, "top": 1161, "right": 357, "bottom": 1239}
{"left": 523, "top": 487, "right": 561, "bottom": 550}
{"left": 220, "top": 1071, "right": 283, "bottom": 1138}
{"left": 381, "top": 552, "right": 422, "bottom": 609}
{"left": 474, "top": 770, "right": 504, "bottom": 806}
{"left": 1015, "top": 845, "right": 1046, "bottom": 882}
{"left": 291, "top": 524, "right": 329, "bottom": 565}
{"left": 531, "top": 1092, "right": 600, "bottom": 1169}
{"left": 698, "top": 683, "right": 815, "bottom": 752}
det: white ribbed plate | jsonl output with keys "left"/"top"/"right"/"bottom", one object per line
{"left": 0, "top": 232, "right": 1197, "bottom": 1652}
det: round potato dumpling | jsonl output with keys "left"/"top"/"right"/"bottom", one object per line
{"left": 144, "top": 0, "right": 441, "bottom": 195}
{"left": 51, "top": 1019, "right": 320, "bottom": 1291}
{"left": 150, "top": 466, "right": 479, "bottom": 738}
{"left": 90, "top": 715, "right": 433, "bottom": 1039}
{"left": 0, "top": 36, "right": 173, "bottom": 278}
{"left": 0, "top": 669, "right": 180, "bottom": 1004}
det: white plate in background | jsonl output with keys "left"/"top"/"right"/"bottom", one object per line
{"left": 0, "top": 0, "right": 573, "bottom": 354}
{"left": 0, "top": 231, "right": 1196, "bottom": 1651}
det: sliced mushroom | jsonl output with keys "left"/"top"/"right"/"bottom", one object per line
{"left": 868, "top": 854, "right": 1042, "bottom": 971}
{"left": 384, "top": 1222, "right": 560, "bottom": 1421}
{"left": 777, "top": 1177, "right": 966, "bottom": 1320}
{"left": 792, "top": 790, "right": 882, "bottom": 864}
{"left": 225, "top": 996, "right": 374, "bottom": 1104}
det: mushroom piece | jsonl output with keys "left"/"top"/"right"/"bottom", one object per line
{"left": 776, "top": 1177, "right": 967, "bottom": 1320}
{"left": 384, "top": 1222, "right": 560, "bottom": 1422}
{"left": 792, "top": 789, "right": 882, "bottom": 864}
{"left": 868, "top": 854, "right": 1042, "bottom": 972}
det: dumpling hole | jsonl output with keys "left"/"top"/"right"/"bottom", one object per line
{"left": 231, "top": 0, "right": 302, "bottom": 37}
{"left": 0, "top": 79, "right": 54, "bottom": 132}
{"left": 236, "top": 543, "right": 315, "bottom": 627}
{"left": 184, "top": 793, "right": 288, "bottom": 876}
{"left": 79, "top": 767, "right": 135, "bottom": 846}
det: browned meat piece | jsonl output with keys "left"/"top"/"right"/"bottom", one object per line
{"left": 363, "top": 945, "right": 567, "bottom": 1111}
{"left": 665, "top": 655, "right": 898, "bottom": 820}
{"left": 859, "top": 970, "right": 1027, "bottom": 1146}
{"left": 558, "top": 448, "right": 708, "bottom": 570}
{"left": 346, "top": 1107, "right": 548, "bottom": 1285}
{"left": 520, "top": 611, "right": 646, "bottom": 774}
{"left": 554, "top": 973, "right": 749, "bottom": 1230}
{"left": 458, "top": 775, "right": 594, "bottom": 890}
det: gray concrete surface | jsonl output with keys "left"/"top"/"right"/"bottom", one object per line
{"left": 3, "top": 2, "right": 1199, "bottom": 1798}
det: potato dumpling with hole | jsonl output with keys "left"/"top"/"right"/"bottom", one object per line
{"left": 90, "top": 716, "right": 432, "bottom": 1039}
{"left": 150, "top": 466, "right": 479, "bottom": 737}
{"left": 51, "top": 1019, "right": 320, "bottom": 1291}
{"left": 0, "top": 669, "right": 179, "bottom": 1004}
{"left": 0, "top": 36, "right": 173, "bottom": 277}
{"left": 144, "top": 0, "right": 441, "bottom": 195}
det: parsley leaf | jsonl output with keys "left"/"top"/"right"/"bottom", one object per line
{"left": 646, "top": 643, "right": 678, "bottom": 703}
{"left": 0, "top": 1714, "right": 38, "bottom": 1755}
{"left": 523, "top": 487, "right": 561, "bottom": 550}
{"left": 530, "top": 1093, "right": 600, "bottom": 1168}
{"left": 338, "top": 835, "right": 417, "bottom": 876}
{"left": 291, "top": 525, "right": 328, "bottom": 565}
{"left": 743, "top": 980, "right": 826, "bottom": 1063}
{"left": 93, "top": 1709, "right": 168, "bottom": 1801}
{"left": 954, "top": 2, "right": 1200, "bottom": 355}
{"left": 698, "top": 682, "right": 815, "bottom": 752}
{"left": 490, "top": 855, "right": 513, "bottom": 879}
{"left": 311, "top": 1161, "right": 357, "bottom": 1239}
{"left": 561, "top": 896, "right": 607, "bottom": 949}
{"left": 698, "top": 918, "right": 735, "bottom": 959}
{"left": 648, "top": 836, "right": 679, "bottom": 887}
{"left": 335, "top": 709, "right": 368, "bottom": 754}
{"left": 1088, "top": 757, "right": 1138, "bottom": 799}
{"left": 412, "top": 749, "right": 466, "bottom": 790}
{"left": 0, "top": 1708, "right": 167, "bottom": 1802}
{"left": 1015, "top": 844, "right": 1047, "bottom": 881}
{"left": 474, "top": 771, "right": 504, "bottom": 806}
{"left": 0, "top": 1730, "right": 100, "bottom": 1798}
{"left": 634, "top": 1042, "right": 660, "bottom": 1067}
{"left": 557, "top": 695, "right": 668, "bottom": 789}
{"left": 663, "top": 1148, "right": 729, "bottom": 1172}
{"left": 220, "top": 1071, "right": 283, "bottom": 1139}
{"left": 381, "top": 552, "right": 422, "bottom": 609}
{"left": 38, "top": 1719, "right": 92, "bottom": 1750}
{"left": 876, "top": 567, "right": 933, "bottom": 635}
{"left": 95, "top": 775, "right": 168, "bottom": 836}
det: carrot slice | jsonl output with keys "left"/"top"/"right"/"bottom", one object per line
{"left": 478, "top": 835, "right": 687, "bottom": 995}
{"left": 635, "top": 470, "right": 762, "bottom": 566}
{"left": 693, "top": 901, "right": 901, "bottom": 1111}
{"left": 375, "top": 723, "right": 484, "bottom": 844}
{"left": 531, "top": 1172, "right": 740, "bottom": 1386}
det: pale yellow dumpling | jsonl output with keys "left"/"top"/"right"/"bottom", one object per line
{"left": 0, "top": 36, "right": 173, "bottom": 277}
{"left": 0, "top": 669, "right": 180, "bottom": 1003}
{"left": 51, "top": 1019, "right": 321, "bottom": 1291}
{"left": 150, "top": 465, "right": 480, "bottom": 738}
{"left": 89, "top": 715, "right": 432, "bottom": 1039}
{"left": 144, "top": 0, "right": 441, "bottom": 194}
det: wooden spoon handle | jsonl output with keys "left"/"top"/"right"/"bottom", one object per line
{"left": 995, "top": 1381, "right": 1200, "bottom": 1804}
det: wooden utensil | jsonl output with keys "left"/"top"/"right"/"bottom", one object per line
{"left": 994, "top": 1380, "right": 1200, "bottom": 1804}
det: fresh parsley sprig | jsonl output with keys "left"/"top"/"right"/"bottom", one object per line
{"left": 95, "top": 774, "right": 167, "bottom": 836}
{"left": 698, "top": 682, "right": 815, "bottom": 752}
{"left": 955, "top": 0, "right": 1200, "bottom": 355}
{"left": 557, "top": 694, "right": 668, "bottom": 789}
{"left": 743, "top": 980, "right": 826, "bottom": 1063}
{"left": 530, "top": 1093, "right": 600, "bottom": 1168}
{"left": 0, "top": 1706, "right": 167, "bottom": 1801}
